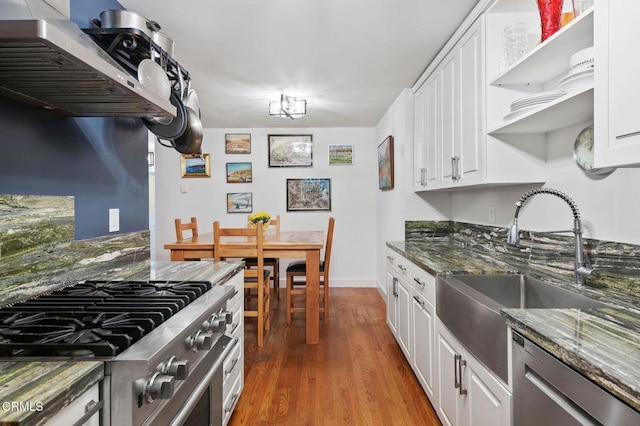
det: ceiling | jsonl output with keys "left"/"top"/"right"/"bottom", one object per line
{"left": 118, "top": 0, "right": 480, "bottom": 129}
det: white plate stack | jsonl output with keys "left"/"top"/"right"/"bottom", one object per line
{"left": 558, "top": 46, "right": 594, "bottom": 94}
{"left": 504, "top": 90, "right": 566, "bottom": 121}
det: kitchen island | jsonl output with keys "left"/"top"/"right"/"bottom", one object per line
{"left": 387, "top": 231, "right": 640, "bottom": 413}
{"left": 0, "top": 260, "right": 243, "bottom": 426}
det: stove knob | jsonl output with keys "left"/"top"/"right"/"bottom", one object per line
{"left": 210, "top": 317, "right": 227, "bottom": 333}
{"left": 145, "top": 372, "right": 174, "bottom": 402}
{"left": 186, "top": 330, "right": 213, "bottom": 351}
{"left": 160, "top": 356, "right": 189, "bottom": 380}
{"left": 221, "top": 310, "right": 233, "bottom": 324}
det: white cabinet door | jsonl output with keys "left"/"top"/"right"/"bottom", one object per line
{"left": 397, "top": 277, "right": 412, "bottom": 359}
{"left": 412, "top": 293, "right": 436, "bottom": 402}
{"left": 386, "top": 271, "right": 398, "bottom": 336}
{"left": 457, "top": 21, "right": 483, "bottom": 186}
{"left": 595, "top": 0, "right": 640, "bottom": 167}
{"left": 436, "top": 320, "right": 511, "bottom": 426}
{"left": 414, "top": 72, "right": 442, "bottom": 190}
{"left": 440, "top": 52, "right": 457, "bottom": 185}
{"left": 437, "top": 327, "right": 464, "bottom": 426}
{"left": 439, "top": 19, "right": 483, "bottom": 189}
{"left": 466, "top": 365, "right": 511, "bottom": 426}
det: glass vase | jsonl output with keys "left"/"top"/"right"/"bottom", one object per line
{"left": 537, "top": 0, "right": 564, "bottom": 42}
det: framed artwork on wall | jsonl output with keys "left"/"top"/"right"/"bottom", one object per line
{"left": 227, "top": 192, "right": 253, "bottom": 213}
{"left": 268, "top": 134, "right": 313, "bottom": 167}
{"left": 181, "top": 154, "right": 211, "bottom": 178}
{"left": 226, "top": 162, "right": 252, "bottom": 183}
{"left": 328, "top": 144, "right": 354, "bottom": 165}
{"left": 286, "top": 178, "right": 331, "bottom": 211}
{"left": 377, "top": 135, "right": 394, "bottom": 190}
{"left": 225, "top": 133, "right": 251, "bottom": 154}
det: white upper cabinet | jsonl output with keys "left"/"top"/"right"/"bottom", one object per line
{"left": 413, "top": 4, "right": 547, "bottom": 192}
{"left": 594, "top": 0, "right": 640, "bottom": 167}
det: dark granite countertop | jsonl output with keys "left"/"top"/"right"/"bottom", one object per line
{"left": 387, "top": 239, "right": 640, "bottom": 412}
{"left": 0, "top": 260, "right": 243, "bottom": 426}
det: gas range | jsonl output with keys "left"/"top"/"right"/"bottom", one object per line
{"left": 0, "top": 276, "right": 240, "bottom": 426}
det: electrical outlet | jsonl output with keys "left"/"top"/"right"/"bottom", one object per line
{"left": 489, "top": 206, "right": 496, "bottom": 224}
{"left": 109, "top": 208, "right": 120, "bottom": 232}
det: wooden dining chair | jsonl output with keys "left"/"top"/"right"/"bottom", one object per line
{"left": 244, "top": 215, "right": 281, "bottom": 309}
{"left": 214, "top": 221, "right": 271, "bottom": 346}
{"left": 175, "top": 217, "right": 198, "bottom": 241}
{"left": 286, "top": 217, "right": 335, "bottom": 326}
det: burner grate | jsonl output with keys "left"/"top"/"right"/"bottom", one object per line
{"left": 0, "top": 280, "right": 213, "bottom": 358}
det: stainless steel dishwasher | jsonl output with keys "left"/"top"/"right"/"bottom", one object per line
{"left": 512, "top": 331, "right": 639, "bottom": 425}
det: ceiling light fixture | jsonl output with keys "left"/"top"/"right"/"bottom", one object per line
{"left": 269, "top": 94, "right": 307, "bottom": 119}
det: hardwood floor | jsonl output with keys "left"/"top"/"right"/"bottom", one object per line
{"left": 229, "top": 288, "right": 441, "bottom": 425}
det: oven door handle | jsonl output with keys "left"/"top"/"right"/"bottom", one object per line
{"left": 169, "top": 335, "right": 238, "bottom": 426}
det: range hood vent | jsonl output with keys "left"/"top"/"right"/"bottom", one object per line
{"left": 0, "top": 2, "right": 176, "bottom": 118}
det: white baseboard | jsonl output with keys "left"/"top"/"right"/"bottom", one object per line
{"left": 275, "top": 278, "right": 377, "bottom": 288}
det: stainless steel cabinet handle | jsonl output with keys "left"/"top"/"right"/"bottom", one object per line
{"left": 386, "top": 255, "right": 394, "bottom": 263}
{"left": 413, "top": 295, "right": 425, "bottom": 308}
{"left": 454, "top": 354, "right": 468, "bottom": 395}
{"left": 224, "top": 392, "right": 240, "bottom": 413}
{"left": 413, "top": 277, "right": 426, "bottom": 289}
{"left": 392, "top": 277, "right": 398, "bottom": 297}
{"left": 398, "top": 264, "right": 407, "bottom": 272}
{"left": 225, "top": 357, "right": 239, "bottom": 375}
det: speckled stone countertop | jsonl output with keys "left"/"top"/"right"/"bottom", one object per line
{"left": 503, "top": 308, "right": 640, "bottom": 412}
{"left": 387, "top": 237, "right": 640, "bottom": 412}
{"left": 0, "top": 362, "right": 103, "bottom": 426}
{"left": 0, "top": 260, "right": 243, "bottom": 426}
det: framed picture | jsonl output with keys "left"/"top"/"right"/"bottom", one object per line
{"left": 286, "top": 178, "right": 331, "bottom": 211}
{"left": 268, "top": 134, "right": 313, "bottom": 167}
{"left": 377, "top": 135, "right": 394, "bottom": 190}
{"left": 181, "top": 154, "right": 211, "bottom": 178}
{"left": 226, "top": 162, "right": 252, "bottom": 183}
{"left": 328, "top": 144, "right": 354, "bottom": 165}
{"left": 227, "top": 192, "right": 253, "bottom": 213}
{"left": 225, "top": 133, "right": 251, "bottom": 154}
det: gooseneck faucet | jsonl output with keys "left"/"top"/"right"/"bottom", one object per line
{"left": 506, "top": 188, "right": 595, "bottom": 287}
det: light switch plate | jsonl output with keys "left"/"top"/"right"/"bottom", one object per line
{"left": 109, "top": 208, "right": 120, "bottom": 232}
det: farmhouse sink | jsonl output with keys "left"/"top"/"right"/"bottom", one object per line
{"left": 436, "top": 274, "right": 608, "bottom": 382}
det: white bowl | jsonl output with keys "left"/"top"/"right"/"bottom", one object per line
{"left": 570, "top": 46, "right": 594, "bottom": 68}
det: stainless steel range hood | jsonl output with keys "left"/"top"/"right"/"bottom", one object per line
{"left": 0, "top": 0, "right": 176, "bottom": 118}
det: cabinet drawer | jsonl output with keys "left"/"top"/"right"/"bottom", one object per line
{"left": 386, "top": 248, "right": 411, "bottom": 278}
{"left": 222, "top": 367, "right": 242, "bottom": 425}
{"left": 223, "top": 342, "right": 242, "bottom": 390}
{"left": 227, "top": 296, "right": 243, "bottom": 336}
{"left": 407, "top": 264, "right": 436, "bottom": 305}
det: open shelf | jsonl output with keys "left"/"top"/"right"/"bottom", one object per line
{"left": 490, "top": 8, "right": 594, "bottom": 86}
{"left": 488, "top": 86, "right": 594, "bottom": 135}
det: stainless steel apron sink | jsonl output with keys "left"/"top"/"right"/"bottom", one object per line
{"left": 436, "top": 274, "right": 608, "bottom": 383}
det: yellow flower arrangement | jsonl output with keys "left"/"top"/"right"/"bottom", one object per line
{"left": 248, "top": 211, "right": 271, "bottom": 224}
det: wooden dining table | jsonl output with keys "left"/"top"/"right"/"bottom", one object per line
{"left": 164, "top": 230, "right": 325, "bottom": 344}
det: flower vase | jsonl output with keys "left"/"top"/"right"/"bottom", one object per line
{"left": 250, "top": 221, "right": 269, "bottom": 238}
{"left": 537, "top": 0, "right": 564, "bottom": 42}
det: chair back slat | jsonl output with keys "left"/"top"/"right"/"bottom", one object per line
{"left": 175, "top": 217, "right": 198, "bottom": 241}
{"left": 323, "top": 217, "right": 336, "bottom": 275}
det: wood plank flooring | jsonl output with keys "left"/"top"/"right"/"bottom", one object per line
{"left": 229, "top": 288, "right": 441, "bottom": 425}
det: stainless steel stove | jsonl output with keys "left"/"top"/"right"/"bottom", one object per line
{"left": 0, "top": 276, "right": 242, "bottom": 426}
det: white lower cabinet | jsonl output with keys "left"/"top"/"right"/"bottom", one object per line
{"left": 386, "top": 248, "right": 436, "bottom": 404}
{"left": 412, "top": 291, "right": 436, "bottom": 402}
{"left": 436, "top": 319, "right": 511, "bottom": 426}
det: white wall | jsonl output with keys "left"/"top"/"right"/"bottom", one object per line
{"left": 451, "top": 119, "right": 640, "bottom": 245}
{"left": 154, "top": 127, "right": 379, "bottom": 287}
{"left": 374, "top": 89, "right": 451, "bottom": 297}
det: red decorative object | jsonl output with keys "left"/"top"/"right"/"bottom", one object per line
{"left": 537, "top": 0, "right": 564, "bottom": 42}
